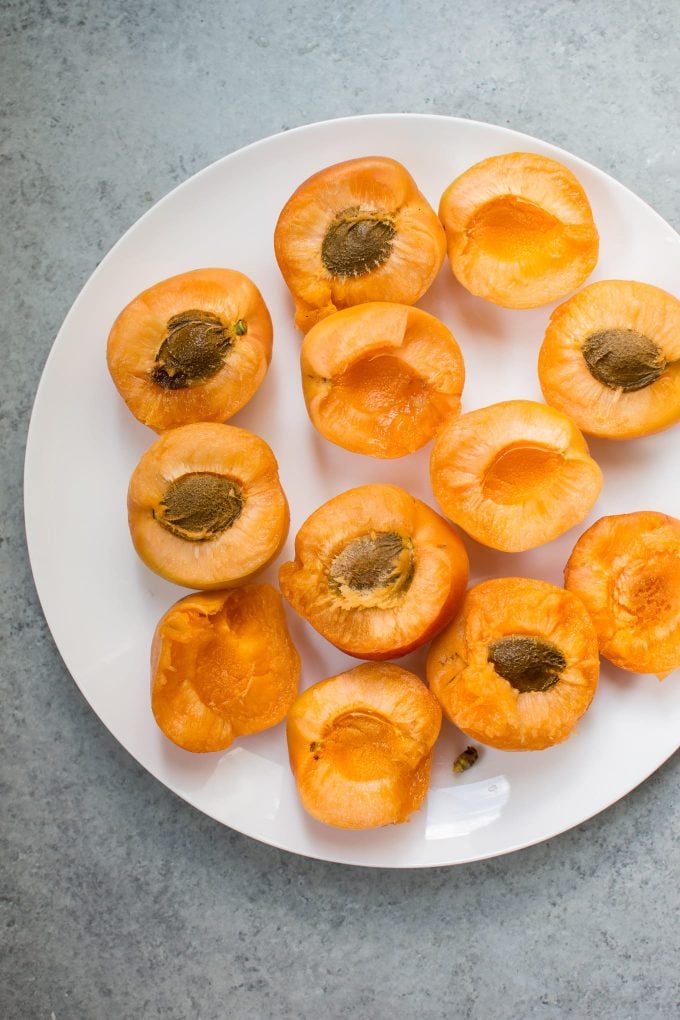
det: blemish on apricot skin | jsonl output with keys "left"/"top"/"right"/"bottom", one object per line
{"left": 582, "top": 328, "right": 667, "bottom": 392}
{"left": 321, "top": 208, "right": 396, "bottom": 278}
{"left": 154, "top": 472, "right": 244, "bottom": 541}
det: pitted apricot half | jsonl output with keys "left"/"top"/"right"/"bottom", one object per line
{"left": 300, "top": 302, "right": 465, "bottom": 458}
{"left": 430, "top": 400, "right": 602, "bottom": 552}
{"left": 279, "top": 484, "right": 469, "bottom": 659}
{"left": 151, "top": 584, "right": 300, "bottom": 753}
{"left": 107, "top": 268, "right": 272, "bottom": 431}
{"left": 426, "top": 578, "right": 600, "bottom": 751}
{"left": 564, "top": 511, "right": 680, "bottom": 677}
{"left": 128, "top": 422, "right": 289, "bottom": 589}
{"left": 538, "top": 280, "right": 680, "bottom": 438}
{"left": 274, "top": 156, "right": 446, "bottom": 331}
{"left": 439, "top": 152, "right": 599, "bottom": 308}
{"left": 287, "top": 662, "right": 441, "bottom": 828}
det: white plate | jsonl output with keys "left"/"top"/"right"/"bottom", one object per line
{"left": 24, "top": 114, "right": 680, "bottom": 867}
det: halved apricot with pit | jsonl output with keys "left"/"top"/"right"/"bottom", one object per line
{"left": 287, "top": 662, "right": 441, "bottom": 828}
{"left": 301, "top": 302, "right": 465, "bottom": 458}
{"left": 439, "top": 152, "right": 599, "bottom": 308}
{"left": 128, "top": 422, "right": 289, "bottom": 589}
{"left": 430, "top": 400, "right": 602, "bottom": 552}
{"left": 274, "top": 156, "right": 445, "bottom": 332}
{"left": 538, "top": 280, "right": 680, "bottom": 438}
{"left": 564, "top": 511, "right": 680, "bottom": 677}
{"left": 151, "top": 584, "right": 300, "bottom": 752}
{"left": 426, "top": 578, "right": 600, "bottom": 751}
{"left": 279, "top": 484, "right": 469, "bottom": 659}
{"left": 107, "top": 268, "right": 272, "bottom": 431}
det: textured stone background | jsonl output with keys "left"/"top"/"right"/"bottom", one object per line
{"left": 2, "top": 1, "right": 679, "bottom": 1017}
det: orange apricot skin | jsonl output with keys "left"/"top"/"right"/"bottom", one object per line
{"left": 107, "top": 268, "right": 272, "bottom": 432}
{"left": 287, "top": 663, "right": 441, "bottom": 829}
{"left": 151, "top": 585, "right": 300, "bottom": 753}
{"left": 274, "top": 156, "right": 446, "bottom": 332}
{"left": 564, "top": 512, "right": 680, "bottom": 676}
{"left": 301, "top": 302, "right": 465, "bottom": 458}
{"left": 439, "top": 152, "right": 599, "bottom": 309}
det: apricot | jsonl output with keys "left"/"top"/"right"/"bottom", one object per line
{"left": 274, "top": 156, "right": 446, "bottom": 331}
{"left": 107, "top": 268, "right": 272, "bottom": 431}
{"left": 430, "top": 399, "right": 602, "bottom": 552}
{"left": 128, "top": 422, "right": 288, "bottom": 589}
{"left": 287, "top": 662, "right": 441, "bottom": 828}
{"left": 564, "top": 511, "right": 680, "bottom": 677}
{"left": 538, "top": 280, "right": 680, "bottom": 439}
{"left": 300, "top": 302, "right": 465, "bottom": 458}
{"left": 151, "top": 584, "right": 300, "bottom": 752}
{"left": 279, "top": 484, "right": 469, "bottom": 659}
{"left": 439, "top": 152, "right": 599, "bottom": 308}
{"left": 426, "top": 578, "right": 600, "bottom": 751}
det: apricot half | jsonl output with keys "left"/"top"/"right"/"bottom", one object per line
{"left": 439, "top": 152, "right": 599, "bottom": 308}
{"left": 274, "top": 156, "right": 446, "bottom": 331}
{"left": 279, "top": 484, "right": 469, "bottom": 659}
{"left": 128, "top": 422, "right": 289, "bottom": 589}
{"left": 426, "top": 578, "right": 600, "bottom": 751}
{"left": 107, "top": 268, "right": 272, "bottom": 431}
{"left": 301, "top": 302, "right": 465, "bottom": 458}
{"left": 538, "top": 280, "right": 680, "bottom": 439}
{"left": 287, "top": 662, "right": 441, "bottom": 828}
{"left": 430, "top": 400, "right": 602, "bottom": 552}
{"left": 564, "top": 512, "right": 680, "bottom": 677}
{"left": 151, "top": 584, "right": 300, "bottom": 752}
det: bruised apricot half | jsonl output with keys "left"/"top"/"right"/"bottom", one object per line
{"left": 279, "top": 484, "right": 469, "bottom": 659}
{"left": 128, "top": 422, "right": 288, "bottom": 589}
{"left": 274, "top": 157, "right": 446, "bottom": 331}
{"left": 426, "top": 578, "right": 600, "bottom": 751}
{"left": 287, "top": 662, "right": 441, "bottom": 828}
{"left": 538, "top": 280, "right": 680, "bottom": 439}
{"left": 439, "top": 152, "right": 599, "bottom": 308}
{"left": 151, "top": 584, "right": 300, "bottom": 753}
{"left": 430, "top": 400, "right": 602, "bottom": 552}
{"left": 564, "top": 512, "right": 680, "bottom": 677}
{"left": 107, "top": 268, "right": 272, "bottom": 431}
{"left": 301, "top": 302, "right": 465, "bottom": 457}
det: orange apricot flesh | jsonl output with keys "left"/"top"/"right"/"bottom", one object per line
{"left": 287, "top": 662, "right": 441, "bottom": 828}
{"left": 430, "top": 400, "right": 603, "bottom": 552}
{"left": 301, "top": 302, "right": 465, "bottom": 458}
{"left": 426, "top": 577, "right": 600, "bottom": 751}
{"left": 564, "top": 511, "right": 680, "bottom": 677}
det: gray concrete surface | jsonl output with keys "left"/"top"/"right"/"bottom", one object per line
{"left": 2, "top": 1, "right": 679, "bottom": 1017}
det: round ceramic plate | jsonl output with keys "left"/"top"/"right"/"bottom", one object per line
{"left": 25, "top": 115, "right": 680, "bottom": 867}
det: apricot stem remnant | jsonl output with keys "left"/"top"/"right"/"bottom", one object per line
{"left": 155, "top": 472, "right": 244, "bottom": 542}
{"left": 582, "top": 328, "right": 667, "bottom": 392}
{"left": 453, "top": 746, "right": 479, "bottom": 773}
{"left": 151, "top": 310, "right": 237, "bottom": 389}
{"left": 488, "top": 635, "right": 566, "bottom": 693}
{"left": 321, "top": 209, "right": 396, "bottom": 278}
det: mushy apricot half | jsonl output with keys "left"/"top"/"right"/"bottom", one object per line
{"left": 107, "top": 268, "right": 272, "bottom": 432}
{"left": 279, "top": 484, "right": 469, "bottom": 660}
{"left": 564, "top": 512, "right": 680, "bottom": 677}
{"left": 128, "top": 422, "right": 289, "bottom": 589}
{"left": 426, "top": 578, "right": 600, "bottom": 751}
{"left": 287, "top": 662, "right": 441, "bottom": 828}
{"left": 538, "top": 280, "right": 680, "bottom": 439}
{"left": 301, "top": 302, "right": 465, "bottom": 458}
{"left": 274, "top": 156, "right": 446, "bottom": 332}
{"left": 151, "top": 584, "right": 300, "bottom": 753}
{"left": 439, "top": 152, "right": 599, "bottom": 308}
{"left": 430, "top": 400, "right": 602, "bottom": 552}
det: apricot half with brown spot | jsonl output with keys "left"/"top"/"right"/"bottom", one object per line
{"left": 279, "top": 484, "right": 469, "bottom": 659}
{"left": 564, "top": 511, "right": 680, "bottom": 677}
{"left": 430, "top": 400, "right": 602, "bottom": 552}
{"left": 301, "top": 302, "right": 465, "bottom": 458}
{"left": 287, "top": 662, "right": 441, "bottom": 828}
{"left": 426, "top": 578, "right": 600, "bottom": 751}
{"left": 274, "top": 156, "right": 445, "bottom": 331}
{"left": 107, "top": 268, "right": 272, "bottom": 431}
{"left": 151, "top": 584, "right": 300, "bottom": 753}
{"left": 439, "top": 152, "right": 599, "bottom": 308}
{"left": 128, "top": 422, "right": 289, "bottom": 589}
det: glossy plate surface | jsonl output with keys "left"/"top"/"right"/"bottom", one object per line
{"left": 24, "top": 115, "right": 680, "bottom": 867}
